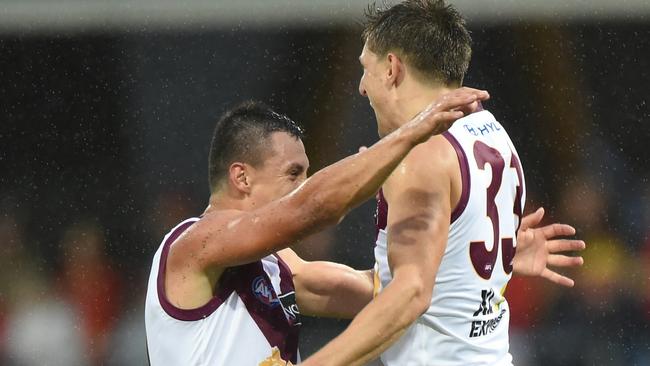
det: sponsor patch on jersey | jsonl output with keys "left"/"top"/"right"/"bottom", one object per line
{"left": 470, "top": 309, "right": 506, "bottom": 338}
{"left": 473, "top": 289, "right": 495, "bottom": 316}
{"left": 252, "top": 276, "right": 280, "bottom": 308}
{"left": 278, "top": 291, "right": 301, "bottom": 326}
{"left": 469, "top": 289, "right": 506, "bottom": 338}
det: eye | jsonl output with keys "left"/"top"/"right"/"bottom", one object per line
{"left": 288, "top": 169, "right": 300, "bottom": 179}
{"left": 286, "top": 164, "right": 305, "bottom": 180}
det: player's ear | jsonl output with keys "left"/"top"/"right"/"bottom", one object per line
{"left": 386, "top": 52, "right": 405, "bottom": 87}
{"left": 228, "top": 162, "right": 252, "bottom": 195}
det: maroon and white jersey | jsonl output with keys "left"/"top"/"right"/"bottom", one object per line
{"left": 374, "top": 110, "right": 525, "bottom": 365}
{"left": 145, "top": 218, "right": 301, "bottom": 365}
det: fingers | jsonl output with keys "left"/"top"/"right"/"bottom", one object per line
{"left": 548, "top": 254, "right": 584, "bottom": 267}
{"left": 541, "top": 268, "right": 575, "bottom": 287}
{"left": 416, "top": 88, "right": 490, "bottom": 133}
{"left": 547, "top": 239, "right": 586, "bottom": 253}
{"left": 540, "top": 223, "right": 576, "bottom": 239}
{"left": 415, "top": 87, "right": 489, "bottom": 136}
{"left": 433, "top": 92, "right": 483, "bottom": 114}
{"left": 519, "top": 207, "right": 544, "bottom": 232}
{"left": 422, "top": 87, "right": 489, "bottom": 118}
{"left": 429, "top": 110, "right": 465, "bottom": 134}
{"left": 454, "top": 100, "right": 479, "bottom": 116}
{"left": 407, "top": 108, "right": 465, "bottom": 142}
{"left": 358, "top": 146, "right": 368, "bottom": 153}
{"left": 448, "top": 87, "right": 489, "bottom": 102}
{"left": 457, "top": 87, "right": 490, "bottom": 101}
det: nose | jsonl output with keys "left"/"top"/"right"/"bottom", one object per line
{"left": 358, "top": 81, "right": 367, "bottom": 97}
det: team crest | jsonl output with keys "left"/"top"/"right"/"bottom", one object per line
{"left": 252, "top": 276, "right": 280, "bottom": 308}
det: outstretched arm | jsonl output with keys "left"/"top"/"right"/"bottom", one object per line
{"left": 514, "top": 207, "right": 586, "bottom": 287}
{"left": 176, "top": 88, "right": 489, "bottom": 270}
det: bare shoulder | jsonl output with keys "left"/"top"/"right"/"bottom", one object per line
{"left": 167, "top": 209, "right": 243, "bottom": 268}
{"left": 385, "top": 135, "right": 458, "bottom": 191}
{"left": 417, "top": 135, "right": 458, "bottom": 166}
{"left": 177, "top": 209, "right": 243, "bottom": 244}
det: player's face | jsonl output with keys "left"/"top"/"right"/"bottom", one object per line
{"left": 249, "top": 132, "right": 309, "bottom": 206}
{"left": 358, "top": 43, "right": 394, "bottom": 137}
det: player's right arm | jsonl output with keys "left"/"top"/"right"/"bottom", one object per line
{"left": 174, "top": 88, "right": 489, "bottom": 270}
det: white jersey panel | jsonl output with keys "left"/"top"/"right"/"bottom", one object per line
{"left": 375, "top": 110, "right": 525, "bottom": 366}
{"left": 145, "top": 218, "right": 301, "bottom": 365}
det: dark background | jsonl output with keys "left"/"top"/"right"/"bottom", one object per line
{"left": 1, "top": 15, "right": 649, "bottom": 366}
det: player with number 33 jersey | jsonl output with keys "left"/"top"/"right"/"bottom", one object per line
{"left": 374, "top": 109, "right": 524, "bottom": 365}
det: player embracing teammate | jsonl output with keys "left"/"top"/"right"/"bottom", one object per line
{"left": 145, "top": 1, "right": 584, "bottom": 365}
{"left": 302, "top": 1, "right": 585, "bottom": 365}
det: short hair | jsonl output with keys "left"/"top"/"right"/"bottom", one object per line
{"left": 208, "top": 101, "right": 304, "bottom": 192}
{"left": 362, "top": 0, "right": 472, "bottom": 86}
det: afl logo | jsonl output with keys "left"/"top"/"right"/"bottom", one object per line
{"left": 252, "top": 276, "right": 280, "bottom": 308}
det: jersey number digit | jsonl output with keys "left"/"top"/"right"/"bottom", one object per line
{"left": 469, "top": 141, "right": 523, "bottom": 279}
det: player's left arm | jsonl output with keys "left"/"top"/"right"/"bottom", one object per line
{"left": 514, "top": 207, "right": 586, "bottom": 287}
{"left": 278, "top": 248, "right": 374, "bottom": 319}
{"left": 301, "top": 138, "right": 453, "bottom": 366}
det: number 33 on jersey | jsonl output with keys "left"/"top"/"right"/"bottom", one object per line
{"left": 374, "top": 109, "right": 525, "bottom": 366}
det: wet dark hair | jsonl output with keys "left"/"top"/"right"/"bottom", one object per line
{"left": 362, "top": 0, "right": 472, "bottom": 86}
{"left": 208, "top": 101, "right": 304, "bottom": 192}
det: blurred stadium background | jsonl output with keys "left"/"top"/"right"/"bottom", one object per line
{"left": 1, "top": 0, "right": 649, "bottom": 365}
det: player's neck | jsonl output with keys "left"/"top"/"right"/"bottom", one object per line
{"left": 205, "top": 191, "right": 246, "bottom": 213}
{"left": 398, "top": 84, "right": 455, "bottom": 126}
{"left": 377, "top": 79, "right": 457, "bottom": 137}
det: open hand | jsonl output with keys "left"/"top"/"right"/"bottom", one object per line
{"left": 513, "top": 207, "right": 586, "bottom": 287}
